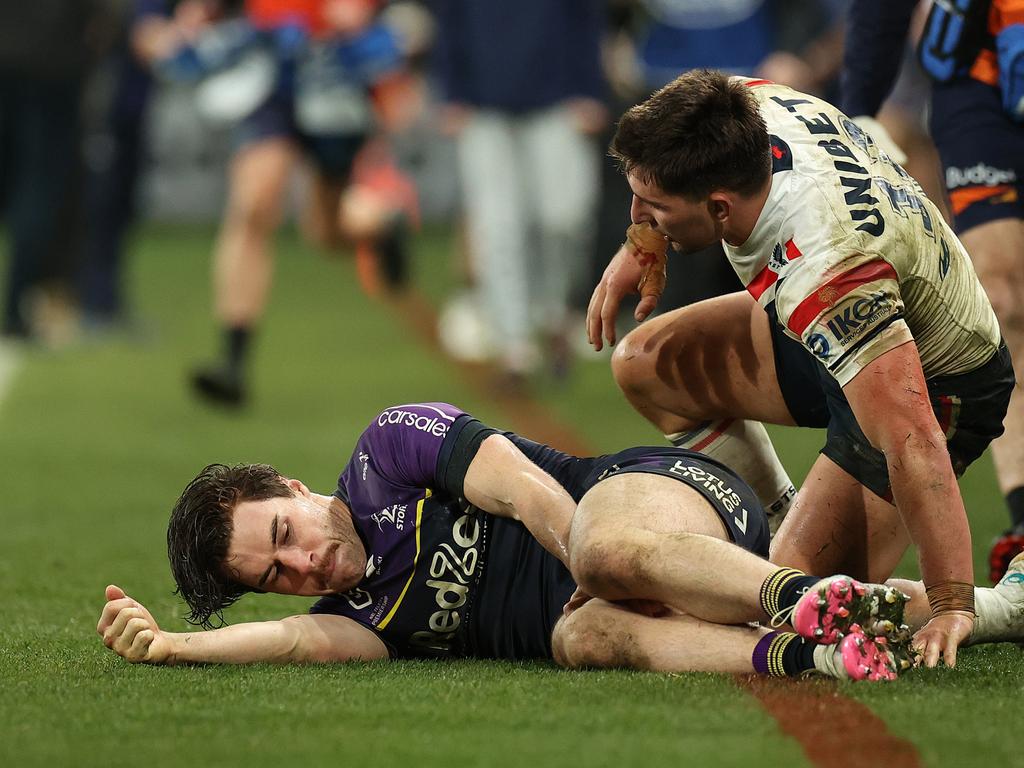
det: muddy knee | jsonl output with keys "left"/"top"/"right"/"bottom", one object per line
{"left": 569, "top": 533, "right": 657, "bottom": 601}
{"left": 551, "top": 607, "right": 640, "bottom": 669}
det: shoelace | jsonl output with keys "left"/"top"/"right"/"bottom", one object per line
{"left": 769, "top": 604, "right": 796, "bottom": 629}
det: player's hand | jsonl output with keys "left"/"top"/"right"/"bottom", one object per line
{"left": 97, "top": 584, "right": 174, "bottom": 665}
{"left": 586, "top": 244, "right": 653, "bottom": 350}
{"left": 911, "top": 611, "right": 974, "bottom": 668}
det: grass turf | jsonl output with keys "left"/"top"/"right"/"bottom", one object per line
{"left": 1, "top": 224, "right": 1022, "bottom": 767}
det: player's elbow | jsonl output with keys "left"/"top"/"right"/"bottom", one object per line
{"left": 280, "top": 616, "right": 347, "bottom": 663}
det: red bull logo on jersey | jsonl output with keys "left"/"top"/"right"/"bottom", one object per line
{"left": 377, "top": 407, "right": 450, "bottom": 437}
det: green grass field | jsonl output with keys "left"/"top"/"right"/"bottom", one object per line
{"left": 2, "top": 225, "right": 1022, "bottom": 767}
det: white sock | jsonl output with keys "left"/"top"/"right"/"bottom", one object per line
{"left": 969, "top": 585, "right": 1024, "bottom": 644}
{"left": 667, "top": 419, "right": 796, "bottom": 533}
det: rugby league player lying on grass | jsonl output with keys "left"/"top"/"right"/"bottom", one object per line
{"left": 98, "top": 403, "right": 1024, "bottom": 680}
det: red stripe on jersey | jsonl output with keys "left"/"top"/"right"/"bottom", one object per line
{"left": 745, "top": 79, "right": 774, "bottom": 88}
{"left": 786, "top": 260, "right": 898, "bottom": 336}
{"left": 747, "top": 265, "right": 778, "bottom": 301}
{"left": 784, "top": 239, "right": 802, "bottom": 260}
{"left": 689, "top": 419, "right": 735, "bottom": 452}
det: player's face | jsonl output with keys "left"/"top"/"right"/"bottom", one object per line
{"left": 225, "top": 481, "right": 366, "bottom": 597}
{"left": 627, "top": 171, "right": 723, "bottom": 254}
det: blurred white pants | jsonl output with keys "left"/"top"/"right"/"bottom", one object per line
{"left": 456, "top": 104, "right": 599, "bottom": 371}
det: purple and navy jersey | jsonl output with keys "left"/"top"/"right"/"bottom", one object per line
{"left": 309, "top": 403, "right": 770, "bottom": 660}
{"left": 310, "top": 403, "right": 578, "bottom": 660}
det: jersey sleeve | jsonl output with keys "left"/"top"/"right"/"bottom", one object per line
{"left": 342, "top": 403, "right": 469, "bottom": 496}
{"left": 774, "top": 243, "right": 913, "bottom": 387}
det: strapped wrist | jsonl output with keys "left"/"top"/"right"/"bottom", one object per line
{"left": 925, "top": 580, "right": 976, "bottom": 617}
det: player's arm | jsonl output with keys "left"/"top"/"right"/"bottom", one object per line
{"left": 841, "top": 341, "right": 975, "bottom": 666}
{"left": 462, "top": 435, "right": 576, "bottom": 566}
{"left": 97, "top": 585, "right": 389, "bottom": 665}
{"left": 841, "top": 0, "right": 917, "bottom": 119}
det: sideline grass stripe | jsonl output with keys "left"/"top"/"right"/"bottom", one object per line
{"left": 0, "top": 340, "right": 22, "bottom": 415}
{"left": 744, "top": 677, "right": 921, "bottom": 767}
{"left": 386, "top": 284, "right": 923, "bottom": 768}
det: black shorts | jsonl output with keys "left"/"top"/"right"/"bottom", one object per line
{"left": 930, "top": 78, "right": 1024, "bottom": 234}
{"left": 237, "top": 93, "right": 367, "bottom": 180}
{"left": 769, "top": 312, "right": 1014, "bottom": 499}
{"left": 584, "top": 446, "right": 771, "bottom": 558}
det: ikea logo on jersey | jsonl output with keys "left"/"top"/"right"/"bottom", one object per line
{"left": 823, "top": 291, "right": 893, "bottom": 344}
{"left": 378, "top": 407, "right": 450, "bottom": 437}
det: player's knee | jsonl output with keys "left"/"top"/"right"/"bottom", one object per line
{"left": 550, "top": 610, "right": 618, "bottom": 669}
{"left": 611, "top": 326, "right": 657, "bottom": 396}
{"left": 225, "top": 195, "right": 282, "bottom": 238}
{"left": 569, "top": 534, "right": 652, "bottom": 600}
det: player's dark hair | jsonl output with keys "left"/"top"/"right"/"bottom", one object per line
{"left": 167, "top": 463, "right": 293, "bottom": 629}
{"left": 610, "top": 69, "right": 772, "bottom": 200}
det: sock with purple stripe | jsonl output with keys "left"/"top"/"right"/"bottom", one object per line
{"left": 751, "top": 631, "right": 818, "bottom": 677}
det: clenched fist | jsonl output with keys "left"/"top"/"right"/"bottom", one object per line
{"left": 97, "top": 585, "right": 175, "bottom": 664}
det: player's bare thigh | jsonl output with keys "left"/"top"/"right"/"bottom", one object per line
{"left": 568, "top": 472, "right": 731, "bottom": 589}
{"left": 574, "top": 472, "right": 729, "bottom": 542}
{"left": 223, "top": 137, "right": 300, "bottom": 228}
{"left": 611, "top": 290, "right": 795, "bottom": 432}
{"left": 960, "top": 218, "right": 1024, "bottom": 328}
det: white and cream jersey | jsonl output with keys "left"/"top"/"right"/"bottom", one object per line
{"left": 724, "top": 78, "right": 1000, "bottom": 386}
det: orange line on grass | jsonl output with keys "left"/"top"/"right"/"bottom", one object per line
{"left": 743, "top": 677, "right": 922, "bottom": 768}
{"left": 389, "top": 285, "right": 922, "bottom": 767}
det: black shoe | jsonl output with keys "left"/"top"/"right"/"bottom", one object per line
{"left": 190, "top": 365, "right": 246, "bottom": 408}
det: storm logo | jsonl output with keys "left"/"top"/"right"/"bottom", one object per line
{"left": 372, "top": 504, "right": 407, "bottom": 531}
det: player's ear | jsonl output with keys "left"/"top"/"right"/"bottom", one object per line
{"left": 283, "top": 478, "right": 311, "bottom": 497}
{"left": 707, "top": 192, "right": 731, "bottom": 221}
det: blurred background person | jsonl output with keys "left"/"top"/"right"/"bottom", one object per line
{"left": 842, "top": 0, "right": 1024, "bottom": 581}
{"left": 76, "top": 0, "right": 224, "bottom": 336}
{"left": 429, "top": 0, "right": 609, "bottom": 393}
{"left": 0, "top": 2, "right": 110, "bottom": 341}
{"left": 152, "top": 0, "right": 414, "bottom": 407}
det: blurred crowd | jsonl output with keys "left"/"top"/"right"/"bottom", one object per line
{"left": 0, "top": 0, "right": 941, "bottom": 399}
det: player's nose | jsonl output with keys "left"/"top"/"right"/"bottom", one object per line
{"left": 630, "top": 195, "right": 651, "bottom": 225}
{"left": 281, "top": 548, "right": 318, "bottom": 576}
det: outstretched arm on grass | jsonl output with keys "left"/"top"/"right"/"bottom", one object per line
{"left": 97, "top": 585, "right": 389, "bottom": 665}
